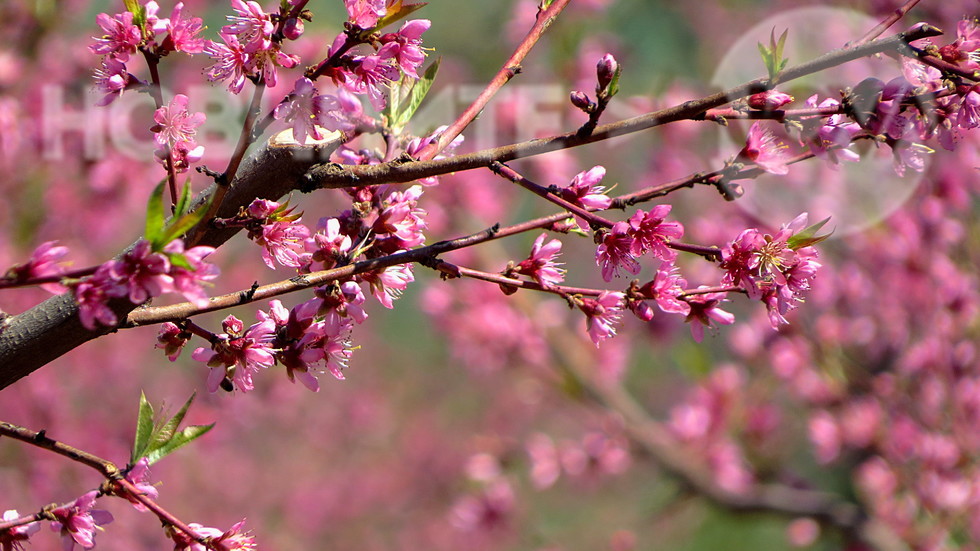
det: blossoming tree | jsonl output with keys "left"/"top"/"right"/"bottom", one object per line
{"left": 0, "top": 0, "right": 978, "bottom": 549}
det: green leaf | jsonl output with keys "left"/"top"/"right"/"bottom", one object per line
{"left": 145, "top": 424, "right": 215, "bottom": 465}
{"left": 131, "top": 392, "right": 155, "bottom": 464}
{"left": 174, "top": 178, "right": 194, "bottom": 218}
{"left": 394, "top": 58, "right": 440, "bottom": 131}
{"left": 606, "top": 64, "right": 622, "bottom": 98}
{"left": 787, "top": 216, "right": 833, "bottom": 249}
{"left": 161, "top": 192, "right": 214, "bottom": 245}
{"left": 151, "top": 392, "right": 197, "bottom": 449}
{"left": 758, "top": 28, "right": 790, "bottom": 83}
{"left": 144, "top": 180, "right": 167, "bottom": 249}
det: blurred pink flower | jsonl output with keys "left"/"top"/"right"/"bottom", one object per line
{"left": 0, "top": 510, "right": 40, "bottom": 551}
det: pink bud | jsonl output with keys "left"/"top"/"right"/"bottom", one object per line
{"left": 747, "top": 90, "right": 794, "bottom": 110}
{"left": 283, "top": 17, "right": 305, "bottom": 40}
{"left": 596, "top": 53, "right": 619, "bottom": 91}
{"left": 570, "top": 90, "right": 593, "bottom": 111}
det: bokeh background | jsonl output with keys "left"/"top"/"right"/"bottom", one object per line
{"left": 1, "top": 1, "right": 978, "bottom": 550}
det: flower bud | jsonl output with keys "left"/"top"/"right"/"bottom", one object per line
{"left": 570, "top": 90, "right": 593, "bottom": 112}
{"left": 283, "top": 17, "right": 305, "bottom": 40}
{"left": 747, "top": 90, "right": 794, "bottom": 110}
{"left": 596, "top": 53, "right": 619, "bottom": 91}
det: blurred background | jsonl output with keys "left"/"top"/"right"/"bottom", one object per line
{"left": 1, "top": 1, "right": 978, "bottom": 550}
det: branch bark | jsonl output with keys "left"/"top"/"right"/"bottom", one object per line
{"left": 0, "top": 136, "right": 341, "bottom": 391}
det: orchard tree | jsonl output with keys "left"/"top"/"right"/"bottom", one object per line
{"left": 0, "top": 0, "right": 979, "bottom": 550}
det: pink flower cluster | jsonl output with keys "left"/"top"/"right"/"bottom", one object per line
{"left": 595, "top": 204, "right": 684, "bottom": 281}
{"left": 150, "top": 94, "right": 206, "bottom": 173}
{"left": 320, "top": 15, "right": 432, "bottom": 111}
{"left": 719, "top": 213, "right": 821, "bottom": 330}
{"left": 73, "top": 239, "right": 218, "bottom": 330}
{"left": 191, "top": 299, "right": 354, "bottom": 393}
{"left": 90, "top": 2, "right": 205, "bottom": 105}
{"left": 205, "top": 0, "right": 301, "bottom": 93}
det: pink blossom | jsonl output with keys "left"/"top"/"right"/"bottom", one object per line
{"left": 516, "top": 233, "right": 565, "bottom": 286}
{"left": 631, "top": 264, "right": 690, "bottom": 320}
{"left": 152, "top": 94, "right": 205, "bottom": 150}
{"left": 163, "top": 3, "right": 205, "bottom": 54}
{"left": 89, "top": 12, "right": 142, "bottom": 61}
{"left": 246, "top": 198, "right": 280, "bottom": 219}
{"left": 163, "top": 240, "right": 219, "bottom": 308}
{"left": 205, "top": 33, "right": 250, "bottom": 94}
{"left": 891, "top": 140, "right": 932, "bottom": 177}
{"left": 152, "top": 94, "right": 206, "bottom": 172}
{"left": 738, "top": 122, "right": 793, "bottom": 175}
{"left": 786, "top": 518, "right": 820, "bottom": 547}
{"left": 302, "top": 217, "right": 353, "bottom": 272}
{"left": 684, "top": 289, "right": 735, "bottom": 342}
{"left": 156, "top": 322, "right": 189, "bottom": 361}
{"left": 255, "top": 219, "right": 311, "bottom": 269}
{"left": 5, "top": 241, "right": 70, "bottom": 294}
{"left": 747, "top": 90, "right": 794, "bottom": 110}
{"left": 344, "top": 54, "right": 399, "bottom": 111}
{"left": 374, "top": 185, "right": 427, "bottom": 249}
{"left": 172, "top": 519, "right": 255, "bottom": 551}
{"left": 274, "top": 78, "right": 354, "bottom": 145}
{"left": 362, "top": 263, "right": 414, "bottom": 309}
{"left": 720, "top": 228, "right": 765, "bottom": 297}
{"left": 808, "top": 411, "right": 841, "bottom": 464}
{"left": 0, "top": 510, "right": 40, "bottom": 551}
{"left": 257, "top": 299, "right": 354, "bottom": 390}
{"left": 345, "top": 0, "right": 387, "bottom": 28}
{"left": 122, "top": 458, "right": 159, "bottom": 512}
{"left": 249, "top": 46, "right": 299, "bottom": 88}
{"left": 627, "top": 205, "right": 683, "bottom": 260}
{"left": 104, "top": 239, "right": 173, "bottom": 304}
{"left": 192, "top": 315, "right": 276, "bottom": 393}
{"left": 74, "top": 277, "right": 118, "bottom": 330}
{"left": 450, "top": 480, "right": 515, "bottom": 533}
{"left": 580, "top": 291, "right": 625, "bottom": 346}
{"left": 49, "top": 491, "right": 113, "bottom": 551}
{"left": 801, "top": 95, "right": 861, "bottom": 164}
{"left": 378, "top": 19, "right": 431, "bottom": 79}
{"left": 223, "top": 0, "right": 274, "bottom": 52}
{"left": 561, "top": 166, "right": 612, "bottom": 210}
{"left": 526, "top": 434, "right": 561, "bottom": 489}
{"left": 93, "top": 56, "right": 134, "bottom": 106}
{"left": 313, "top": 281, "right": 369, "bottom": 325}
{"left": 596, "top": 222, "right": 639, "bottom": 282}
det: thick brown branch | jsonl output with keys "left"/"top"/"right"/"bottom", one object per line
{"left": 0, "top": 136, "right": 341, "bottom": 391}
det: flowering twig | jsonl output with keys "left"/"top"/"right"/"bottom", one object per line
{"left": 0, "top": 421, "right": 212, "bottom": 549}
{"left": 489, "top": 161, "right": 616, "bottom": 229}
{"left": 413, "top": 0, "right": 573, "bottom": 160}
{"left": 305, "top": 25, "right": 941, "bottom": 191}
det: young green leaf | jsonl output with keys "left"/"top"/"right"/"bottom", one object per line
{"left": 144, "top": 180, "right": 167, "bottom": 250}
{"left": 161, "top": 192, "right": 214, "bottom": 245}
{"left": 788, "top": 216, "right": 833, "bottom": 249}
{"left": 130, "top": 391, "right": 156, "bottom": 464}
{"left": 145, "top": 424, "right": 215, "bottom": 465}
{"left": 174, "top": 178, "right": 194, "bottom": 218}
{"left": 395, "top": 58, "right": 441, "bottom": 131}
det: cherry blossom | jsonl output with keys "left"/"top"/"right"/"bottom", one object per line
{"left": 49, "top": 491, "right": 113, "bottom": 551}
{"left": 89, "top": 12, "right": 142, "bottom": 61}
{"left": 561, "top": 165, "right": 613, "bottom": 210}
{"left": 738, "top": 122, "right": 793, "bottom": 175}
{"left": 579, "top": 291, "right": 626, "bottom": 346}
{"left": 595, "top": 222, "right": 639, "bottom": 281}
{"left": 0, "top": 510, "right": 40, "bottom": 551}
{"left": 515, "top": 233, "right": 565, "bottom": 287}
